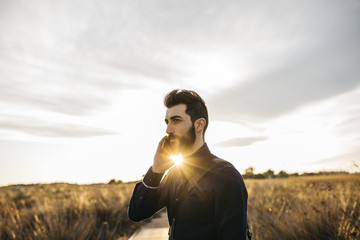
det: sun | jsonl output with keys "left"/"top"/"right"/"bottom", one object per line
{"left": 170, "top": 154, "right": 183, "bottom": 166}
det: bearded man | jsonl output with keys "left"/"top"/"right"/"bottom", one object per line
{"left": 128, "top": 89, "right": 248, "bottom": 240}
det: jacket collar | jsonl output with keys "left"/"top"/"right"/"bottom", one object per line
{"left": 174, "top": 143, "right": 216, "bottom": 191}
{"left": 182, "top": 143, "right": 213, "bottom": 167}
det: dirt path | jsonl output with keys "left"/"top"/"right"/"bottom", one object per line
{"left": 128, "top": 211, "right": 169, "bottom": 240}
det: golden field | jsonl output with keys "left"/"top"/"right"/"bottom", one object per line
{"left": 0, "top": 182, "right": 141, "bottom": 240}
{"left": 0, "top": 174, "right": 359, "bottom": 240}
{"left": 246, "top": 174, "right": 360, "bottom": 240}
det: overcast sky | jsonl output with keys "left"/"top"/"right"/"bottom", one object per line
{"left": 0, "top": 0, "right": 359, "bottom": 186}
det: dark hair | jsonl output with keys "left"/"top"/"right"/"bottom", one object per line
{"left": 164, "top": 89, "right": 209, "bottom": 136}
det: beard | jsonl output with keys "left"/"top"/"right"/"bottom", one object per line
{"left": 167, "top": 124, "right": 196, "bottom": 155}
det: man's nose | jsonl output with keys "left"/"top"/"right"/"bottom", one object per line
{"left": 166, "top": 124, "right": 173, "bottom": 135}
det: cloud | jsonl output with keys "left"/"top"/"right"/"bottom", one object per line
{"left": 336, "top": 110, "right": 360, "bottom": 137}
{"left": 307, "top": 150, "right": 360, "bottom": 172}
{"left": 208, "top": 1, "right": 360, "bottom": 122}
{"left": 0, "top": 115, "right": 118, "bottom": 138}
{"left": 209, "top": 55, "right": 360, "bottom": 123}
{"left": 0, "top": 84, "right": 109, "bottom": 116}
{"left": 210, "top": 69, "right": 360, "bottom": 123}
{"left": 0, "top": 0, "right": 189, "bottom": 83}
{"left": 0, "top": 0, "right": 180, "bottom": 117}
{"left": 1, "top": 0, "right": 359, "bottom": 120}
{"left": 0, "top": 56, "right": 138, "bottom": 116}
{"left": 215, "top": 136, "right": 268, "bottom": 147}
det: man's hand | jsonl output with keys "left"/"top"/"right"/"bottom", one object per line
{"left": 152, "top": 136, "right": 174, "bottom": 173}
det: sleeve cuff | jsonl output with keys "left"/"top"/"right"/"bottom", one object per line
{"left": 142, "top": 167, "right": 164, "bottom": 189}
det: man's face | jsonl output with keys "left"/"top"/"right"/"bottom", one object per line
{"left": 165, "top": 104, "right": 196, "bottom": 155}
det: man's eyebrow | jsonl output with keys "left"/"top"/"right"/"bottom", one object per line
{"left": 170, "top": 115, "right": 182, "bottom": 120}
{"left": 165, "top": 115, "right": 183, "bottom": 123}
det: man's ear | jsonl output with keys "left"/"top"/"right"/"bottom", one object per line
{"left": 195, "top": 118, "right": 206, "bottom": 133}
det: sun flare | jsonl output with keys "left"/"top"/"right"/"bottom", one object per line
{"left": 170, "top": 154, "right": 183, "bottom": 166}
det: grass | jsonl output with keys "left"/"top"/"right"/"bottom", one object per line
{"left": 0, "top": 182, "right": 141, "bottom": 240}
{"left": 246, "top": 174, "right": 360, "bottom": 240}
{"left": 0, "top": 174, "right": 359, "bottom": 239}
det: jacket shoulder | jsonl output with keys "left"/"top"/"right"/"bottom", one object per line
{"left": 211, "top": 157, "right": 244, "bottom": 182}
{"left": 212, "top": 157, "right": 236, "bottom": 171}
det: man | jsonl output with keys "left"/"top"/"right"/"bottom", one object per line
{"left": 128, "top": 89, "right": 248, "bottom": 240}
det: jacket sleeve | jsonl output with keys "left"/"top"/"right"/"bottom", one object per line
{"left": 128, "top": 167, "right": 167, "bottom": 222}
{"left": 214, "top": 165, "right": 248, "bottom": 240}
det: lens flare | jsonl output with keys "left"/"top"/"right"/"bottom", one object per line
{"left": 170, "top": 154, "right": 183, "bottom": 166}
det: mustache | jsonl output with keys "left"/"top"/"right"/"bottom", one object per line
{"left": 167, "top": 134, "right": 177, "bottom": 141}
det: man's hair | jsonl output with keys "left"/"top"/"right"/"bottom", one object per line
{"left": 164, "top": 89, "right": 209, "bottom": 136}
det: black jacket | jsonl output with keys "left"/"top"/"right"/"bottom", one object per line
{"left": 128, "top": 144, "right": 248, "bottom": 240}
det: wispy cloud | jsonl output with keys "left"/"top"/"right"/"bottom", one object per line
{"left": 208, "top": 1, "right": 360, "bottom": 122}
{"left": 209, "top": 67, "right": 360, "bottom": 123}
{"left": 0, "top": 115, "right": 118, "bottom": 138}
{"left": 307, "top": 150, "right": 360, "bottom": 172}
{"left": 336, "top": 110, "right": 360, "bottom": 137}
{"left": 0, "top": 53, "right": 137, "bottom": 116}
{"left": 215, "top": 136, "right": 268, "bottom": 147}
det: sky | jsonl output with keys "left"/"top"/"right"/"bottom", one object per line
{"left": 0, "top": 0, "right": 359, "bottom": 186}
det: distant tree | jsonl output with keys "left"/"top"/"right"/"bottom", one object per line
{"left": 108, "top": 179, "right": 123, "bottom": 184}
{"left": 245, "top": 167, "right": 255, "bottom": 175}
{"left": 264, "top": 169, "right": 275, "bottom": 179}
{"left": 302, "top": 172, "right": 316, "bottom": 176}
{"left": 255, "top": 173, "right": 265, "bottom": 179}
{"left": 277, "top": 170, "right": 289, "bottom": 178}
{"left": 244, "top": 167, "right": 255, "bottom": 178}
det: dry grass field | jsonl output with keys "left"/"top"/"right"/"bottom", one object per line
{"left": 0, "top": 182, "right": 141, "bottom": 240}
{"left": 246, "top": 174, "right": 360, "bottom": 240}
{"left": 0, "top": 174, "right": 359, "bottom": 240}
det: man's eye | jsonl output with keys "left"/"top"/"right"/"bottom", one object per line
{"left": 173, "top": 119, "right": 181, "bottom": 123}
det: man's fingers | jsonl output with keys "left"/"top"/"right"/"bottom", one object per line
{"left": 156, "top": 136, "right": 170, "bottom": 155}
{"left": 157, "top": 135, "right": 175, "bottom": 157}
{"left": 158, "top": 136, "right": 168, "bottom": 148}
